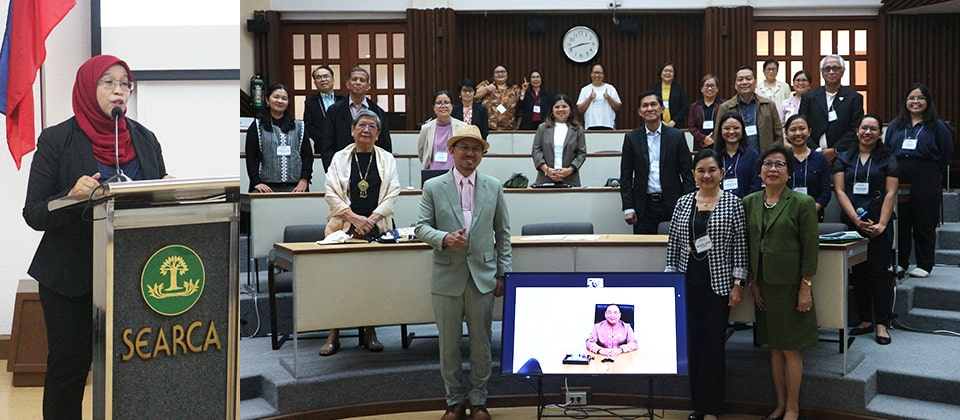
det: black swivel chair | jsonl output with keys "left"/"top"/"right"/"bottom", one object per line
{"left": 268, "top": 224, "right": 325, "bottom": 350}
{"left": 593, "top": 303, "right": 635, "bottom": 330}
{"left": 520, "top": 222, "right": 594, "bottom": 235}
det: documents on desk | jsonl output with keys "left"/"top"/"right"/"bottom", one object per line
{"left": 520, "top": 235, "right": 601, "bottom": 241}
{"left": 317, "top": 231, "right": 353, "bottom": 244}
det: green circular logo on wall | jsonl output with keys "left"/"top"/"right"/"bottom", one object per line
{"left": 140, "top": 245, "right": 205, "bottom": 316}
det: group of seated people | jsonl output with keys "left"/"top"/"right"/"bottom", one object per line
{"left": 244, "top": 57, "right": 953, "bottom": 420}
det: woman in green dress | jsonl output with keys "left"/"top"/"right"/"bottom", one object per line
{"left": 743, "top": 143, "right": 819, "bottom": 420}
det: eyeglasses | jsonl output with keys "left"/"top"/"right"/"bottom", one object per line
{"left": 313, "top": 74, "right": 333, "bottom": 81}
{"left": 98, "top": 78, "right": 134, "bottom": 92}
{"left": 703, "top": 83, "right": 717, "bottom": 89}
{"left": 822, "top": 65, "right": 843, "bottom": 73}
{"left": 434, "top": 100, "right": 452, "bottom": 106}
{"left": 858, "top": 126, "right": 880, "bottom": 132}
{"left": 794, "top": 78, "right": 809, "bottom": 83}
{"left": 761, "top": 161, "right": 788, "bottom": 170}
{"left": 907, "top": 96, "right": 927, "bottom": 102}
{"left": 355, "top": 123, "right": 379, "bottom": 131}
{"left": 592, "top": 71, "right": 604, "bottom": 75}
{"left": 454, "top": 144, "right": 484, "bottom": 154}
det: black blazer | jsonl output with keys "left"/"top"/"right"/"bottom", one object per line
{"left": 619, "top": 124, "right": 695, "bottom": 217}
{"left": 452, "top": 103, "right": 489, "bottom": 140}
{"left": 649, "top": 82, "right": 688, "bottom": 126}
{"left": 302, "top": 92, "right": 344, "bottom": 152}
{"left": 517, "top": 89, "right": 553, "bottom": 130}
{"left": 798, "top": 86, "right": 863, "bottom": 153}
{"left": 318, "top": 98, "right": 392, "bottom": 170}
{"left": 23, "top": 117, "right": 167, "bottom": 297}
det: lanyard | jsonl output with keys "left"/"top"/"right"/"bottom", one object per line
{"left": 792, "top": 156, "right": 809, "bottom": 188}
{"left": 724, "top": 151, "right": 739, "bottom": 178}
{"left": 853, "top": 156, "right": 872, "bottom": 184}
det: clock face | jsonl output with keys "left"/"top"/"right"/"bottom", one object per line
{"left": 562, "top": 26, "right": 599, "bottom": 63}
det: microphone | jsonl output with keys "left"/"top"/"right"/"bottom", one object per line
{"left": 856, "top": 207, "right": 868, "bottom": 219}
{"left": 105, "top": 107, "right": 132, "bottom": 183}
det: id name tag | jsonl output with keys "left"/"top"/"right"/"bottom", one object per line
{"left": 794, "top": 186, "right": 808, "bottom": 195}
{"left": 828, "top": 110, "right": 838, "bottom": 122}
{"left": 723, "top": 178, "right": 739, "bottom": 190}
{"left": 496, "top": 104, "right": 507, "bottom": 114}
{"left": 853, "top": 182, "right": 869, "bottom": 195}
{"left": 902, "top": 138, "right": 918, "bottom": 150}
{"left": 434, "top": 151, "right": 448, "bottom": 163}
{"left": 745, "top": 125, "right": 758, "bottom": 136}
{"left": 702, "top": 120, "right": 714, "bottom": 130}
{"left": 694, "top": 234, "right": 713, "bottom": 253}
{"left": 663, "top": 100, "right": 670, "bottom": 109}
{"left": 277, "top": 145, "right": 292, "bottom": 156}
{"left": 533, "top": 105, "right": 541, "bottom": 114}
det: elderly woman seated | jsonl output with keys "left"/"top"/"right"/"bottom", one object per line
{"left": 585, "top": 304, "right": 639, "bottom": 357}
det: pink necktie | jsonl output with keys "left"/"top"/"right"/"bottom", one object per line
{"left": 460, "top": 178, "right": 473, "bottom": 234}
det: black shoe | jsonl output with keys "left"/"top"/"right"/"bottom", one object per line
{"left": 876, "top": 334, "right": 892, "bottom": 345}
{"left": 732, "top": 322, "right": 752, "bottom": 330}
{"left": 688, "top": 412, "right": 704, "bottom": 420}
{"left": 849, "top": 324, "right": 874, "bottom": 336}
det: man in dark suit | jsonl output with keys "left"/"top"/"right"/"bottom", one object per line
{"left": 415, "top": 125, "right": 511, "bottom": 420}
{"left": 620, "top": 90, "right": 695, "bottom": 234}
{"left": 318, "top": 67, "right": 392, "bottom": 170}
{"left": 302, "top": 65, "right": 344, "bottom": 155}
{"left": 799, "top": 54, "right": 863, "bottom": 161}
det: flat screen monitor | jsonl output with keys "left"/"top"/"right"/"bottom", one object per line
{"left": 421, "top": 169, "right": 449, "bottom": 187}
{"left": 501, "top": 272, "right": 688, "bottom": 376}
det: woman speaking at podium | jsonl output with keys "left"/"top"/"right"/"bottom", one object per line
{"left": 23, "top": 55, "right": 168, "bottom": 419}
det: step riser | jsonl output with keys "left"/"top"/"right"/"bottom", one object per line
{"left": 942, "top": 192, "right": 958, "bottom": 223}
{"left": 876, "top": 371, "right": 960, "bottom": 406}
{"left": 912, "top": 287, "right": 960, "bottom": 312}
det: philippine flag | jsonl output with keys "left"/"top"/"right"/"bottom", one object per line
{"left": 0, "top": 0, "right": 75, "bottom": 169}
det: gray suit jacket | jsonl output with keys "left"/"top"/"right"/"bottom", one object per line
{"left": 416, "top": 170, "right": 512, "bottom": 296}
{"left": 531, "top": 123, "right": 587, "bottom": 186}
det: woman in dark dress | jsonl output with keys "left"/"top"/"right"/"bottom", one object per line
{"left": 666, "top": 149, "right": 747, "bottom": 420}
{"left": 834, "top": 114, "right": 899, "bottom": 344}
{"left": 23, "top": 55, "right": 169, "bottom": 419}
{"left": 885, "top": 83, "right": 953, "bottom": 278}
{"left": 451, "top": 78, "right": 489, "bottom": 139}
{"left": 517, "top": 69, "right": 552, "bottom": 130}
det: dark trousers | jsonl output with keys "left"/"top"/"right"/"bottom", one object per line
{"left": 38, "top": 284, "right": 92, "bottom": 420}
{"left": 633, "top": 197, "right": 671, "bottom": 234}
{"left": 851, "top": 230, "right": 894, "bottom": 326}
{"left": 686, "top": 279, "right": 730, "bottom": 415}
{"left": 897, "top": 159, "right": 942, "bottom": 271}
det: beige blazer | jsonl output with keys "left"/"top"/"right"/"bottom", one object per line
{"left": 417, "top": 118, "right": 467, "bottom": 169}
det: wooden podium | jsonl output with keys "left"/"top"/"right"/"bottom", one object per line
{"left": 50, "top": 177, "right": 240, "bottom": 420}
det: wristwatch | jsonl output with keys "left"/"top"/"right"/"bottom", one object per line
{"left": 733, "top": 279, "right": 744, "bottom": 287}
{"left": 802, "top": 279, "right": 813, "bottom": 287}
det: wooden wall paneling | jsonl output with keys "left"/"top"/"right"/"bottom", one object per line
{"left": 257, "top": 10, "right": 283, "bottom": 89}
{"left": 704, "top": 7, "right": 755, "bottom": 101}
{"left": 406, "top": 8, "right": 460, "bottom": 129}
{"left": 881, "top": 13, "right": 959, "bottom": 128}
{"left": 455, "top": 13, "right": 705, "bottom": 130}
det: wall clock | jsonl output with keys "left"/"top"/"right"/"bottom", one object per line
{"left": 562, "top": 25, "right": 599, "bottom": 63}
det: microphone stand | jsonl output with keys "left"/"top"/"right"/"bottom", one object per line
{"left": 104, "top": 107, "right": 132, "bottom": 183}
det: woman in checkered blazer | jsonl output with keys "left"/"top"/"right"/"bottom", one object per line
{"left": 665, "top": 148, "right": 748, "bottom": 420}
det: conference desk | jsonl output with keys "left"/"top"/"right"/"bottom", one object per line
{"left": 544, "top": 350, "right": 673, "bottom": 375}
{"left": 272, "top": 234, "right": 866, "bottom": 377}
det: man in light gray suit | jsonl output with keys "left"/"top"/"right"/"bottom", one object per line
{"left": 416, "top": 124, "right": 512, "bottom": 420}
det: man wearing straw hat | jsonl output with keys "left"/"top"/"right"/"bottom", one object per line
{"left": 416, "top": 124, "right": 512, "bottom": 420}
